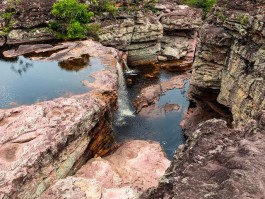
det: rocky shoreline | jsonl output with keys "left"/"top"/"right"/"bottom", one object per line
{"left": 0, "top": 0, "right": 264, "bottom": 198}
{"left": 0, "top": 40, "right": 171, "bottom": 198}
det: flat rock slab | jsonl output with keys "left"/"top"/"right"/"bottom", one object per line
{"left": 104, "top": 140, "right": 170, "bottom": 191}
{"left": 41, "top": 140, "right": 170, "bottom": 198}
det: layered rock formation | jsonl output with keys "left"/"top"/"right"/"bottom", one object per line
{"left": 0, "top": 0, "right": 202, "bottom": 70}
{"left": 190, "top": 0, "right": 265, "bottom": 125}
{"left": 0, "top": 0, "right": 56, "bottom": 45}
{"left": 98, "top": 2, "right": 202, "bottom": 68}
{"left": 0, "top": 40, "right": 121, "bottom": 198}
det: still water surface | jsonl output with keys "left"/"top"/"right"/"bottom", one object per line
{"left": 114, "top": 65, "right": 189, "bottom": 159}
{"left": 0, "top": 56, "right": 104, "bottom": 108}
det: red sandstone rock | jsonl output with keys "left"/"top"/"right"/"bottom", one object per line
{"left": 105, "top": 140, "right": 170, "bottom": 191}
{"left": 76, "top": 157, "right": 122, "bottom": 189}
{"left": 138, "top": 104, "right": 166, "bottom": 119}
{"left": 82, "top": 70, "right": 118, "bottom": 91}
{"left": 0, "top": 40, "right": 121, "bottom": 198}
{"left": 143, "top": 111, "right": 265, "bottom": 199}
{"left": 41, "top": 140, "right": 169, "bottom": 198}
{"left": 0, "top": 92, "right": 117, "bottom": 199}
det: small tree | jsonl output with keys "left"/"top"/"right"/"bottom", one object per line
{"left": 50, "top": 0, "right": 94, "bottom": 39}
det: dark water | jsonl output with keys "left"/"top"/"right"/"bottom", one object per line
{"left": 114, "top": 65, "right": 189, "bottom": 159}
{"left": 0, "top": 56, "right": 105, "bottom": 109}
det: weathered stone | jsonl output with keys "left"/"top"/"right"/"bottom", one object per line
{"left": 82, "top": 70, "right": 118, "bottom": 91}
{"left": 127, "top": 42, "right": 161, "bottom": 66}
{"left": 191, "top": 0, "right": 265, "bottom": 124}
{"left": 0, "top": 40, "right": 121, "bottom": 198}
{"left": 40, "top": 177, "right": 102, "bottom": 199}
{"left": 97, "top": 2, "right": 202, "bottom": 67}
{"left": 0, "top": 92, "right": 116, "bottom": 199}
{"left": 76, "top": 157, "right": 122, "bottom": 189}
{"left": 142, "top": 111, "right": 265, "bottom": 199}
{"left": 41, "top": 140, "right": 169, "bottom": 198}
{"left": 160, "top": 5, "right": 203, "bottom": 30}
{"left": 0, "top": 0, "right": 55, "bottom": 29}
{"left": 6, "top": 28, "right": 54, "bottom": 45}
{"left": 133, "top": 84, "right": 162, "bottom": 113}
{"left": 104, "top": 140, "right": 170, "bottom": 191}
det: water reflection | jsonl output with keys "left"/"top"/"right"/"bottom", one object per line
{"left": 0, "top": 56, "right": 105, "bottom": 109}
{"left": 114, "top": 65, "right": 189, "bottom": 159}
{"left": 58, "top": 54, "right": 90, "bottom": 72}
{"left": 11, "top": 57, "right": 34, "bottom": 76}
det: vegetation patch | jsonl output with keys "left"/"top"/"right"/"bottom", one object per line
{"left": 181, "top": 0, "right": 216, "bottom": 16}
{"left": 49, "top": 0, "right": 94, "bottom": 39}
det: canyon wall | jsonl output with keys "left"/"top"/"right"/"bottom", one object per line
{"left": 190, "top": 0, "right": 265, "bottom": 125}
{"left": 142, "top": 1, "right": 265, "bottom": 198}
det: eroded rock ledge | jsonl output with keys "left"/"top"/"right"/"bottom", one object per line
{"left": 0, "top": 92, "right": 116, "bottom": 199}
{"left": 41, "top": 140, "right": 170, "bottom": 199}
{"left": 142, "top": 111, "right": 265, "bottom": 199}
{"left": 98, "top": 2, "right": 202, "bottom": 69}
{"left": 0, "top": 40, "right": 121, "bottom": 198}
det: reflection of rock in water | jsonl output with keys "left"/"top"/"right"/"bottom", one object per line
{"left": 59, "top": 54, "right": 90, "bottom": 71}
{"left": 11, "top": 56, "right": 33, "bottom": 76}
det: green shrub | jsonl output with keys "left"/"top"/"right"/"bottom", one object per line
{"left": 1, "top": 11, "right": 15, "bottom": 35}
{"left": 181, "top": 0, "right": 216, "bottom": 15}
{"left": 89, "top": 0, "right": 117, "bottom": 16}
{"left": 50, "top": 0, "right": 94, "bottom": 39}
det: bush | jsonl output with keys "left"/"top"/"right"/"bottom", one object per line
{"left": 181, "top": 0, "right": 216, "bottom": 15}
{"left": 89, "top": 0, "right": 117, "bottom": 16}
{"left": 50, "top": 0, "right": 94, "bottom": 39}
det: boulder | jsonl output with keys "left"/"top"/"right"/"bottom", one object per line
{"left": 0, "top": 92, "right": 116, "bottom": 199}
{"left": 41, "top": 140, "right": 170, "bottom": 198}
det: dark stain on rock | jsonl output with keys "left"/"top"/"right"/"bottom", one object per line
{"left": 3, "top": 145, "right": 18, "bottom": 161}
